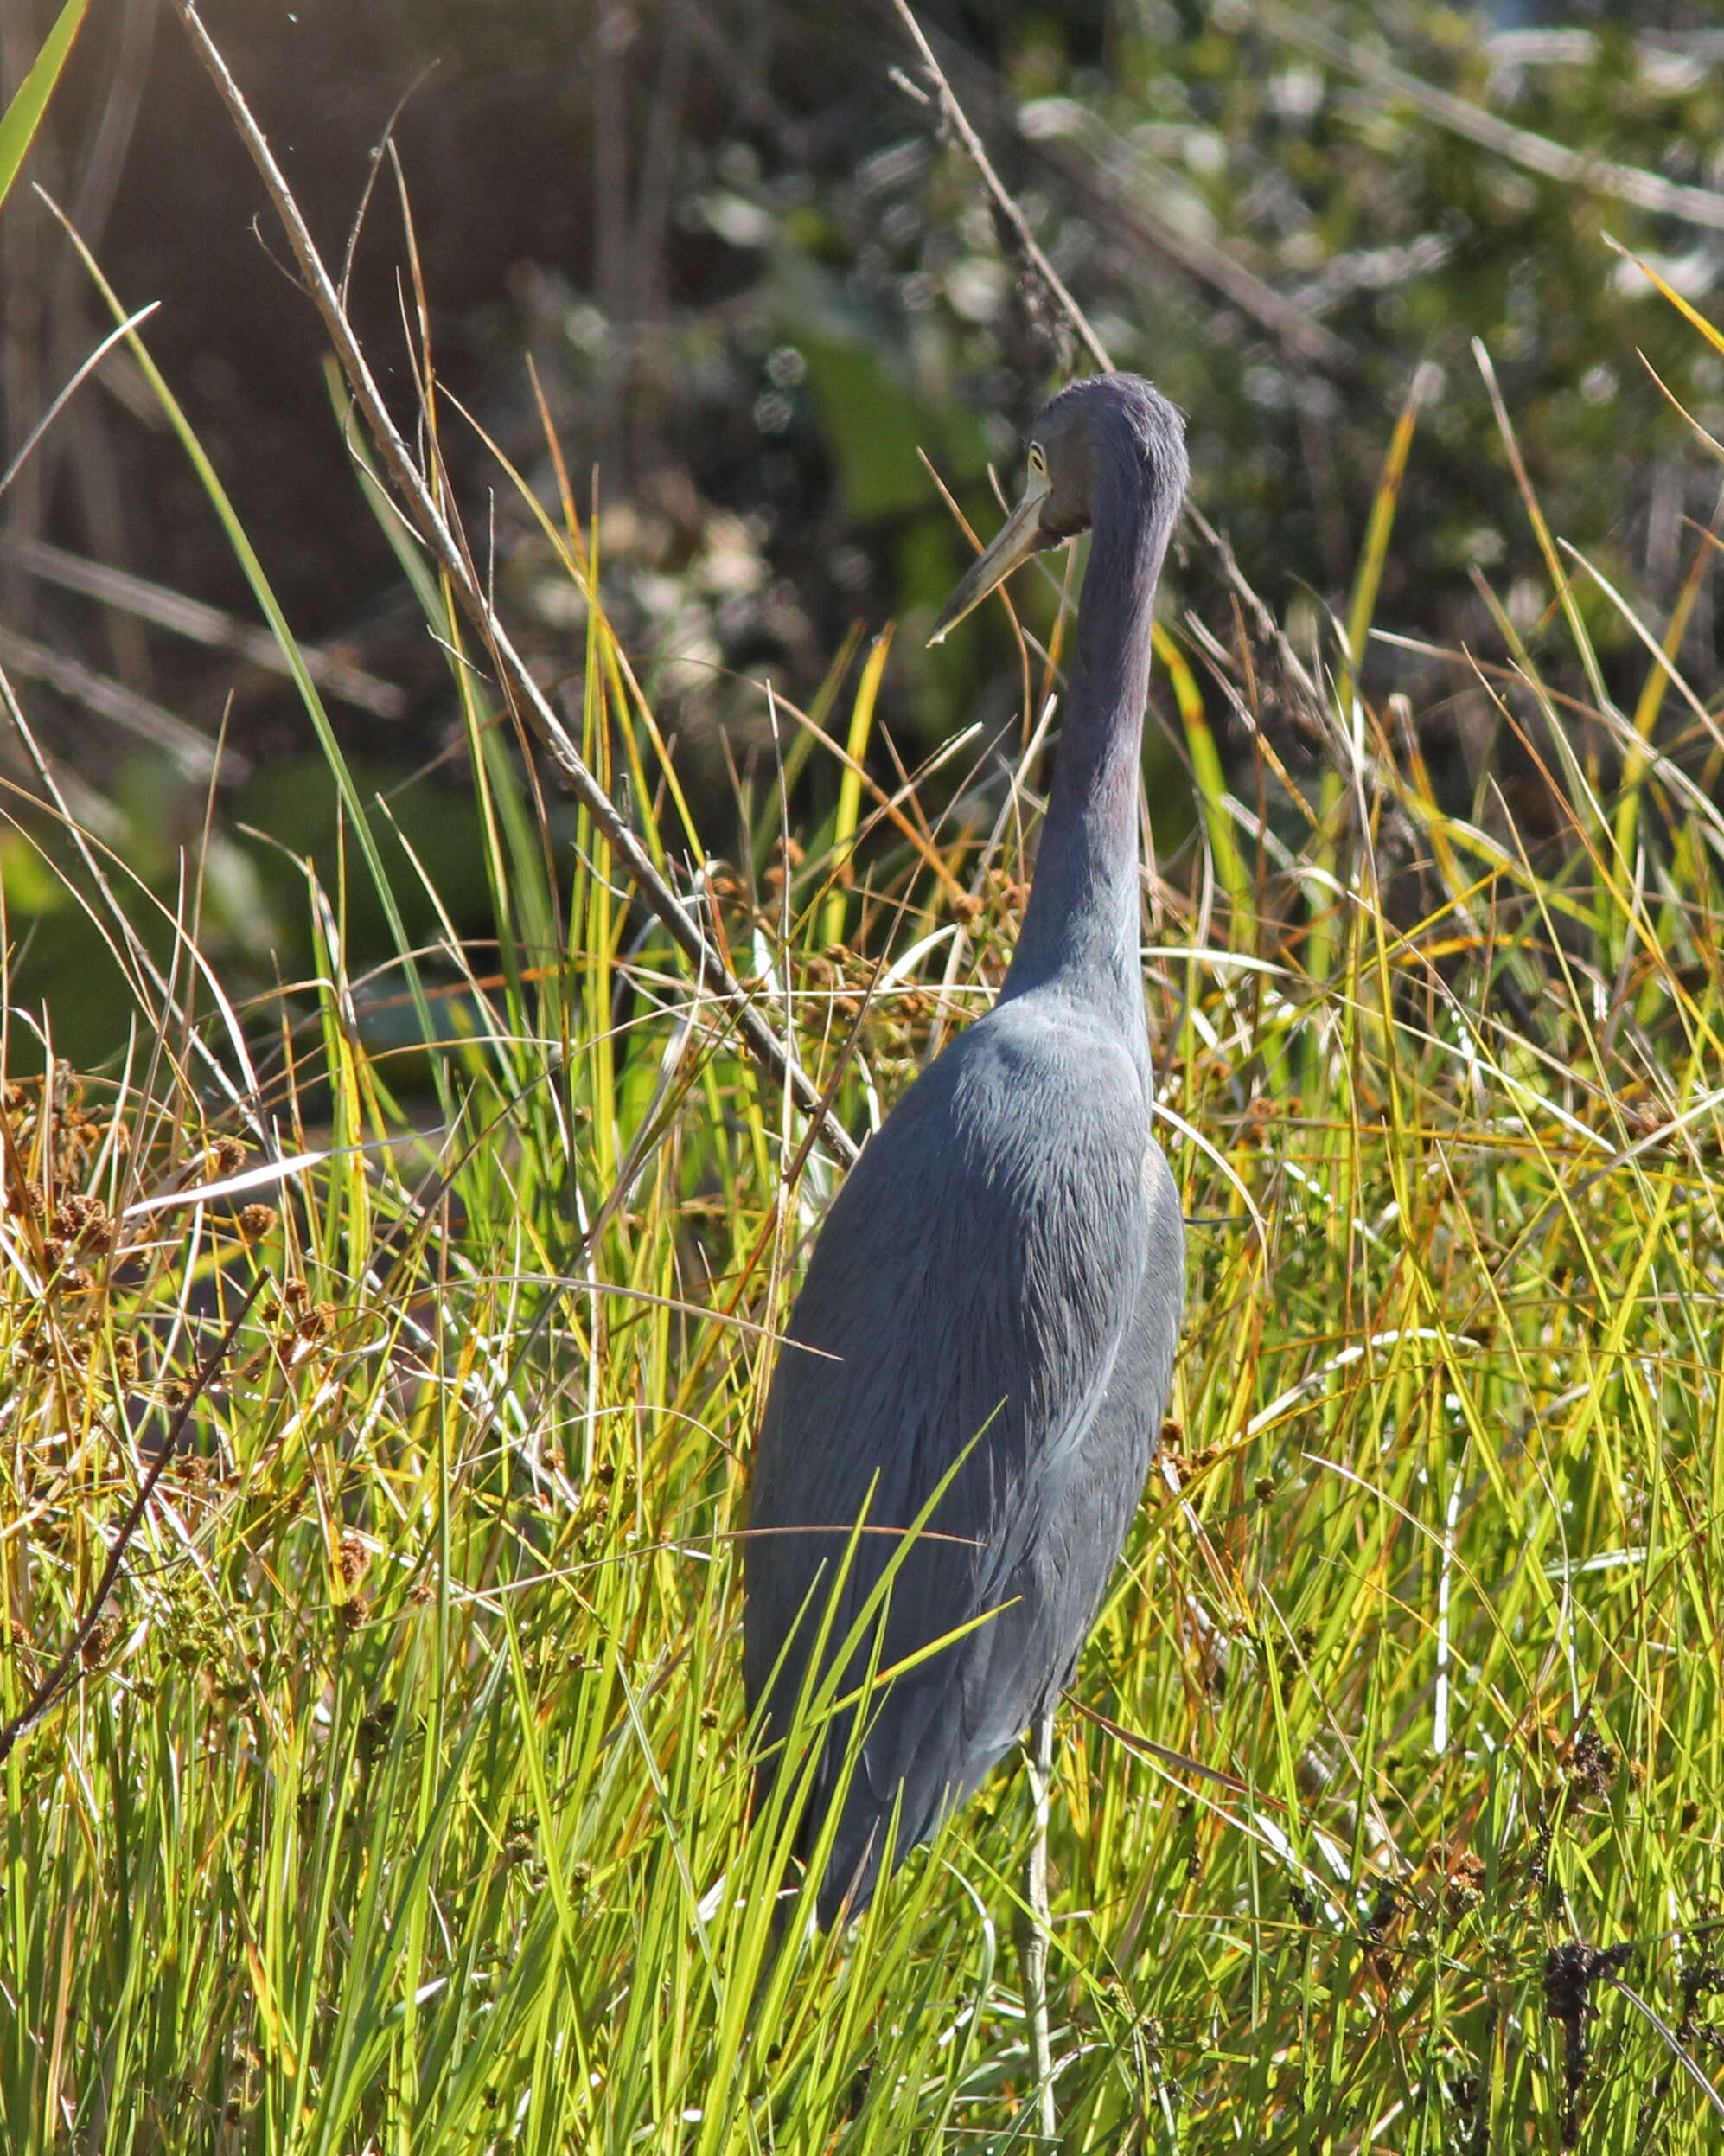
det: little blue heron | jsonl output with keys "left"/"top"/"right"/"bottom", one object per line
{"left": 744, "top": 374, "right": 1188, "bottom": 2111}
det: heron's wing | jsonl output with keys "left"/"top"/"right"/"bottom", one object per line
{"left": 743, "top": 996, "right": 1156, "bottom": 1899}
{"left": 971, "top": 1136, "right": 1185, "bottom": 1742}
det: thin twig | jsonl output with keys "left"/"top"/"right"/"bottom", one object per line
{"left": 886, "top": 0, "right": 1110, "bottom": 374}
{"left": 0, "top": 1275, "right": 267, "bottom": 1768}
{"left": 340, "top": 63, "right": 439, "bottom": 310}
{"left": 163, "top": 0, "right": 859, "bottom": 1169}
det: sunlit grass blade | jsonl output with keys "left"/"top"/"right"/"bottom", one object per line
{"left": 0, "top": 0, "right": 87, "bottom": 216}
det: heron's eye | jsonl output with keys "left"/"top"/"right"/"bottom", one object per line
{"left": 1027, "top": 444, "right": 1047, "bottom": 479}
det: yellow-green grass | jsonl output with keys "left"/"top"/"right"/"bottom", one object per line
{"left": 7, "top": 317, "right": 1724, "bottom": 2156}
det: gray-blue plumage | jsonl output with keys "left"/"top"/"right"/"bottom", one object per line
{"left": 744, "top": 374, "right": 1189, "bottom": 1927}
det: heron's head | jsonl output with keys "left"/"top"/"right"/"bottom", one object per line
{"left": 928, "top": 374, "right": 1187, "bottom": 645}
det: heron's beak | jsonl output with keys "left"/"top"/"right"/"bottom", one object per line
{"left": 926, "top": 473, "right": 1052, "bottom": 646}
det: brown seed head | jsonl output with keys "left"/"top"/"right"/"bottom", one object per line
{"left": 1566, "top": 1721, "right": 1618, "bottom": 1801}
{"left": 53, "top": 1194, "right": 113, "bottom": 1254}
{"left": 295, "top": 1302, "right": 335, "bottom": 1346}
{"left": 1446, "top": 1849, "right": 1488, "bottom": 1914}
{"left": 81, "top": 1599, "right": 125, "bottom": 1667}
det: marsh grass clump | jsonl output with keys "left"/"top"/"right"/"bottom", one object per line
{"left": 7, "top": 18, "right": 1724, "bottom": 2148}
{"left": 9, "top": 371, "right": 1724, "bottom": 2144}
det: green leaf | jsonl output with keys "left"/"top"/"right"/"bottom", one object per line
{"left": 0, "top": 0, "right": 89, "bottom": 216}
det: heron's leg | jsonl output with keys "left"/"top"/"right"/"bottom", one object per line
{"left": 1016, "top": 1706, "right": 1057, "bottom": 2145}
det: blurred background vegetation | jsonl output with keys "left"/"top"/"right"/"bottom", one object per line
{"left": 5, "top": 0, "right": 1724, "bottom": 1068}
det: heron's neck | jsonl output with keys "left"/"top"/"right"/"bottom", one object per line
{"left": 1001, "top": 470, "right": 1166, "bottom": 1037}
